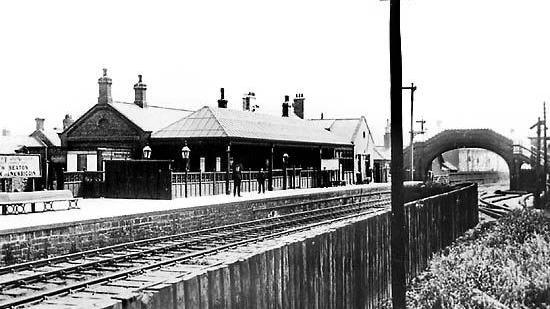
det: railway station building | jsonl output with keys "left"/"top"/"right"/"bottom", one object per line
{"left": 309, "top": 116, "right": 378, "bottom": 184}
{"left": 60, "top": 70, "right": 354, "bottom": 178}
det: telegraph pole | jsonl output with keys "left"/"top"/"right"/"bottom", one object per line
{"left": 531, "top": 118, "right": 542, "bottom": 208}
{"left": 544, "top": 102, "right": 548, "bottom": 207}
{"left": 389, "top": 0, "right": 406, "bottom": 306}
{"left": 403, "top": 83, "right": 417, "bottom": 181}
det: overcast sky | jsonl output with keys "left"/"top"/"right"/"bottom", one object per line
{"left": 1, "top": 0, "right": 548, "bottom": 145}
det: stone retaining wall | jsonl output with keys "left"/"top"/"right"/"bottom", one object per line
{"left": 0, "top": 185, "right": 389, "bottom": 266}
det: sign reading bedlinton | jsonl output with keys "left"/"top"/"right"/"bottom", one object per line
{"left": 0, "top": 155, "right": 41, "bottom": 178}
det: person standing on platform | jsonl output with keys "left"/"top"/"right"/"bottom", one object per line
{"left": 233, "top": 163, "right": 242, "bottom": 197}
{"left": 257, "top": 168, "right": 266, "bottom": 194}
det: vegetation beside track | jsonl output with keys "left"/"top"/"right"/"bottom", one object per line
{"left": 384, "top": 208, "right": 550, "bottom": 308}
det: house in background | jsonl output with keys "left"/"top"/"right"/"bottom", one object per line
{"left": 373, "top": 120, "right": 391, "bottom": 183}
{"left": 309, "top": 116, "right": 377, "bottom": 184}
{"left": 0, "top": 117, "right": 65, "bottom": 191}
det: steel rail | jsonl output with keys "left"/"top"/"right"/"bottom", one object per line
{"left": 0, "top": 197, "right": 390, "bottom": 308}
{"left": 0, "top": 189, "right": 389, "bottom": 275}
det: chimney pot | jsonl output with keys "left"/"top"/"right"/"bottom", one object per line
{"left": 63, "top": 114, "right": 74, "bottom": 130}
{"left": 35, "top": 118, "right": 45, "bottom": 131}
{"left": 242, "top": 91, "right": 256, "bottom": 111}
{"left": 134, "top": 74, "right": 147, "bottom": 108}
{"left": 282, "top": 95, "right": 290, "bottom": 117}
{"left": 292, "top": 92, "right": 305, "bottom": 119}
{"left": 218, "top": 87, "right": 228, "bottom": 108}
{"left": 98, "top": 68, "right": 113, "bottom": 104}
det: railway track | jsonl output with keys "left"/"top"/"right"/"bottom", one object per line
{"left": 0, "top": 190, "right": 390, "bottom": 308}
{"left": 478, "top": 185, "right": 529, "bottom": 219}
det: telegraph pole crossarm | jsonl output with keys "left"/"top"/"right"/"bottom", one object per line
{"left": 402, "top": 83, "right": 418, "bottom": 181}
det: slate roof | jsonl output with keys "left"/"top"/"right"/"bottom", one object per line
{"left": 110, "top": 102, "right": 193, "bottom": 132}
{"left": 0, "top": 136, "right": 45, "bottom": 153}
{"left": 152, "top": 106, "right": 351, "bottom": 146}
{"left": 373, "top": 146, "right": 390, "bottom": 161}
{"left": 30, "top": 130, "right": 61, "bottom": 147}
{"left": 308, "top": 118, "right": 364, "bottom": 143}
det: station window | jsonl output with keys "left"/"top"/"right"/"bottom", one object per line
{"left": 77, "top": 154, "right": 87, "bottom": 171}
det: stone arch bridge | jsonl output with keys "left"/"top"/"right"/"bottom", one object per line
{"left": 403, "top": 129, "right": 530, "bottom": 189}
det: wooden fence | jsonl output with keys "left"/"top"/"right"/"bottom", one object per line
{"left": 134, "top": 183, "right": 478, "bottom": 308}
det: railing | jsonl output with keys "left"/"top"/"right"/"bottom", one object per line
{"left": 63, "top": 171, "right": 105, "bottom": 198}
{"left": 171, "top": 169, "right": 355, "bottom": 199}
{"left": 448, "top": 171, "right": 506, "bottom": 185}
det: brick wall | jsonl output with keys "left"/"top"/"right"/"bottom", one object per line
{"left": 0, "top": 185, "right": 389, "bottom": 266}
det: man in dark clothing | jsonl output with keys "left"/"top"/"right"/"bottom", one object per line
{"left": 257, "top": 168, "right": 266, "bottom": 194}
{"left": 233, "top": 163, "right": 242, "bottom": 197}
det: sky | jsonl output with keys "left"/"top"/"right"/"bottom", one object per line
{"left": 1, "top": 0, "right": 549, "bottom": 146}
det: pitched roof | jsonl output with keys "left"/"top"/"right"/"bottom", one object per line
{"left": 373, "top": 146, "right": 390, "bottom": 161}
{"left": 30, "top": 130, "right": 61, "bottom": 147}
{"left": 110, "top": 101, "right": 193, "bottom": 132}
{"left": 0, "top": 135, "right": 45, "bottom": 153}
{"left": 152, "top": 106, "right": 351, "bottom": 146}
{"left": 309, "top": 118, "right": 362, "bottom": 142}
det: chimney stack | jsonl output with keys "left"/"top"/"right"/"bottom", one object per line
{"left": 384, "top": 119, "right": 391, "bottom": 150}
{"left": 98, "top": 68, "right": 113, "bottom": 104}
{"left": 242, "top": 92, "right": 256, "bottom": 111}
{"left": 63, "top": 114, "right": 74, "bottom": 130}
{"left": 134, "top": 74, "right": 147, "bottom": 108}
{"left": 282, "top": 95, "right": 290, "bottom": 117}
{"left": 217, "top": 88, "right": 228, "bottom": 108}
{"left": 35, "top": 118, "right": 45, "bottom": 131}
{"left": 292, "top": 93, "right": 305, "bottom": 119}
{"left": 1, "top": 129, "right": 10, "bottom": 136}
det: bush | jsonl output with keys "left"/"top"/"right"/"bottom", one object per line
{"left": 403, "top": 182, "right": 454, "bottom": 203}
{"left": 384, "top": 209, "right": 550, "bottom": 308}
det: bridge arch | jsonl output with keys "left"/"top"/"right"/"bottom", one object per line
{"left": 403, "top": 129, "right": 527, "bottom": 189}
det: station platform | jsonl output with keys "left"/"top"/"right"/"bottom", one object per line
{"left": 0, "top": 183, "right": 393, "bottom": 266}
{"left": 0, "top": 184, "right": 389, "bottom": 234}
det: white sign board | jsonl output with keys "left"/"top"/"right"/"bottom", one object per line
{"left": 321, "top": 159, "right": 339, "bottom": 171}
{"left": 0, "top": 155, "right": 41, "bottom": 178}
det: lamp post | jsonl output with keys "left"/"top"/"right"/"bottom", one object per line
{"left": 282, "top": 153, "right": 289, "bottom": 190}
{"left": 226, "top": 145, "right": 231, "bottom": 195}
{"left": 142, "top": 145, "right": 152, "bottom": 159}
{"left": 181, "top": 141, "right": 191, "bottom": 198}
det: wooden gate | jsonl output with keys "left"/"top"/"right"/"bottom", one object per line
{"left": 104, "top": 160, "right": 172, "bottom": 200}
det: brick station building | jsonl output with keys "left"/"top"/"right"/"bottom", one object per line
{"left": 60, "top": 70, "right": 354, "bottom": 180}
{"left": 59, "top": 70, "right": 191, "bottom": 172}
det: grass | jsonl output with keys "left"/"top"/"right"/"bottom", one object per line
{"left": 384, "top": 209, "right": 550, "bottom": 308}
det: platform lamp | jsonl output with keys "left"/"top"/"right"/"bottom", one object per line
{"left": 282, "top": 153, "right": 289, "bottom": 190}
{"left": 142, "top": 145, "right": 152, "bottom": 159}
{"left": 181, "top": 141, "right": 191, "bottom": 198}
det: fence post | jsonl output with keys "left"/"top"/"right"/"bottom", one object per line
{"left": 184, "top": 169, "right": 188, "bottom": 198}
{"left": 292, "top": 165, "right": 296, "bottom": 189}
{"left": 199, "top": 170, "right": 202, "bottom": 196}
{"left": 213, "top": 171, "right": 216, "bottom": 196}
{"left": 248, "top": 170, "right": 251, "bottom": 192}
